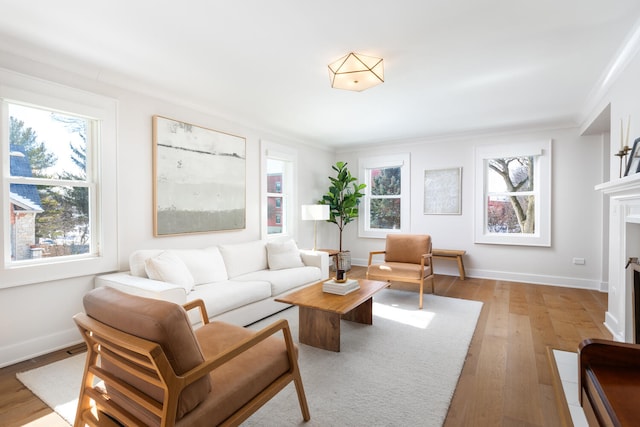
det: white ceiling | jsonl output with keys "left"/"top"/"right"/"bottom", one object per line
{"left": 1, "top": 1, "right": 640, "bottom": 148}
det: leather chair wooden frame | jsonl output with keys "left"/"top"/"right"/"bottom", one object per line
{"left": 366, "top": 234, "right": 435, "bottom": 309}
{"left": 73, "top": 287, "right": 310, "bottom": 427}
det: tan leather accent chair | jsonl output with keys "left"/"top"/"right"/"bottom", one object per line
{"left": 73, "top": 287, "right": 310, "bottom": 427}
{"left": 366, "top": 234, "right": 435, "bottom": 309}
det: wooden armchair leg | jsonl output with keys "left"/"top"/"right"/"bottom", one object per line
{"left": 419, "top": 280, "right": 424, "bottom": 309}
{"left": 293, "top": 369, "right": 311, "bottom": 421}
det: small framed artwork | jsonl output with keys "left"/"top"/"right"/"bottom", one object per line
{"left": 424, "top": 167, "right": 462, "bottom": 215}
{"left": 152, "top": 115, "right": 246, "bottom": 236}
{"left": 625, "top": 137, "right": 640, "bottom": 176}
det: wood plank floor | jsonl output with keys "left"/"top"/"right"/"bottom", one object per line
{"left": 0, "top": 267, "right": 611, "bottom": 426}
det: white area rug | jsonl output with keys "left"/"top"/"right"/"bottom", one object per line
{"left": 17, "top": 288, "right": 482, "bottom": 426}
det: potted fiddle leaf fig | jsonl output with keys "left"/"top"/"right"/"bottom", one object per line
{"left": 319, "top": 161, "right": 366, "bottom": 273}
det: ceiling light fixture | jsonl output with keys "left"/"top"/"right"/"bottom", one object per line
{"left": 328, "top": 52, "right": 384, "bottom": 92}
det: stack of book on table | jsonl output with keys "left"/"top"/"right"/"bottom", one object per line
{"left": 322, "top": 278, "right": 360, "bottom": 295}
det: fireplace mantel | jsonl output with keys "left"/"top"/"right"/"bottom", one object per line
{"left": 595, "top": 173, "right": 640, "bottom": 195}
{"left": 597, "top": 173, "right": 640, "bottom": 342}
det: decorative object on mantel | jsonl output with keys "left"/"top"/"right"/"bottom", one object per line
{"left": 625, "top": 137, "right": 640, "bottom": 177}
{"left": 617, "top": 115, "right": 631, "bottom": 177}
{"left": 328, "top": 52, "right": 384, "bottom": 92}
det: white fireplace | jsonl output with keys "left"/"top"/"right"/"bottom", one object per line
{"left": 597, "top": 173, "right": 640, "bottom": 342}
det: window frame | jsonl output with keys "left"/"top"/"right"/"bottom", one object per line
{"left": 261, "top": 140, "right": 298, "bottom": 240}
{"left": 474, "top": 140, "right": 552, "bottom": 246}
{"left": 0, "top": 69, "right": 118, "bottom": 288}
{"left": 358, "top": 153, "right": 411, "bottom": 238}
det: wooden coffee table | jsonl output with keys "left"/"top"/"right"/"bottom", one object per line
{"left": 275, "top": 279, "right": 388, "bottom": 352}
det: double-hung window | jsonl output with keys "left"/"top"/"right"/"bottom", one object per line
{"left": 1, "top": 70, "right": 117, "bottom": 288}
{"left": 359, "top": 153, "right": 410, "bottom": 238}
{"left": 262, "top": 141, "right": 297, "bottom": 239}
{"left": 474, "top": 140, "right": 551, "bottom": 246}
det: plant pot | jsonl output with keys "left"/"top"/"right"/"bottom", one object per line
{"left": 334, "top": 251, "right": 352, "bottom": 272}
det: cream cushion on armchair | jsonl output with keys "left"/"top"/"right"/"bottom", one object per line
{"left": 366, "top": 234, "right": 434, "bottom": 309}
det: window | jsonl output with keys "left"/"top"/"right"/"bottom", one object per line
{"left": 261, "top": 141, "right": 297, "bottom": 239}
{"left": 359, "top": 153, "right": 411, "bottom": 238}
{"left": 8, "top": 103, "right": 92, "bottom": 261}
{"left": 474, "top": 140, "right": 551, "bottom": 246}
{"left": 1, "top": 70, "right": 117, "bottom": 288}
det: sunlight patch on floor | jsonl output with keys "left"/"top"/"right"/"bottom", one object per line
{"left": 22, "top": 411, "right": 70, "bottom": 426}
{"left": 373, "top": 302, "right": 435, "bottom": 329}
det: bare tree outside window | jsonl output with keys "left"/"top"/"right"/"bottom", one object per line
{"left": 486, "top": 156, "right": 535, "bottom": 234}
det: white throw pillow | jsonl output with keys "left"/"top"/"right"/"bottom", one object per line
{"left": 267, "top": 239, "right": 305, "bottom": 270}
{"left": 172, "top": 247, "right": 228, "bottom": 285}
{"left": 144, "top": 251, "right": 195, "bottom": 293}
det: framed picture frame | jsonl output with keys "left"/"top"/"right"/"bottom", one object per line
{"left": 152, "top": 115, "right": 246, "bottom": 236}
{"left": 625, "top": 137, "right": 640, "bottom": 176}
{"left": 424, "top": 167, "right": 462, "bottom": 215}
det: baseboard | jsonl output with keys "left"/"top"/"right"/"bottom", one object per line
{"left": 351, "top": 258, "right": 602, "bottom": 290}
{"left": 467, "top": 268, "right": 602, "bottom": 290}
{"left": 0, "top": 327, "right": 81, "bottom": 368}
{"left": 604, "top": 312, "right": 624, "bottom": 341}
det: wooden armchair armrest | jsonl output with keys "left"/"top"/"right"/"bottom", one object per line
{"left": 183, "top": 299, "right": 210, "bottom": 325}
{"left": 420, "top": 253, "right": 432, "bottom": 267}
{"left": 368, "top": 250, "right": 386, "bottom": 266}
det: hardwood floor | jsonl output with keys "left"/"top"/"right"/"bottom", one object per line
{"left": 0, "top": 267, "right": 610, "bottom": 426}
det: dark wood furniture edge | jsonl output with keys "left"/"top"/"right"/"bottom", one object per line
{"left": 578, "top": 338, "right": 640, "bottom": 427}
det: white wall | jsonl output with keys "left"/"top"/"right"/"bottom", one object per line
{"left": 0, "top": 52, "right": 334, "bottom": 367}
{"left": 336, "top": 126, "right": 605, "bottom": 289}
{"left": 583, "top": 32, "right": 640, "bottom": 340}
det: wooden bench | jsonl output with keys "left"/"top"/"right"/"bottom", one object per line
{"left": 432, "top": 249, "right": 466, "bottom": 280}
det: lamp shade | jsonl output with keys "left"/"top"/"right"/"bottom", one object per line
{"left": 301, "top": 204, "right": 330, "bottom": 221}
{"left": 328, "top": 52, "right": 384, "bottom": 92}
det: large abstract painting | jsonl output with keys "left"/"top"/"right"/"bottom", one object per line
{"left": 153, "top": 115, "right": 246, "bottom": 235}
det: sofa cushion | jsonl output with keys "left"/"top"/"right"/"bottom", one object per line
{"left": 145, "top": 251, "right": 195, "bottom": 292}
{"left": 188, "top": 280, "right": 272, "bottom": 319}
{"left": 130, "top": 249, "right": 164, "bottom": 277}
{"left": 83, "top": 287, "right": 211, "bottom": 422}
{"left": 267, "top": 239, "right": 304, "bottom": 270}
{"left": 234, "top": 266, "right": 321, "bottom": 296}
{"left": 173, "top": 247, "right": 228, "bottom": 285}
{"left": 219, "top": 241, "right": 268, "bottom": 278}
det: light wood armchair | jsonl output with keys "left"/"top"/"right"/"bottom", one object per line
{"left": 73, "top": 287, "right": 310, "bottom": 427}
{"left": 366, "top": 234, "right": 434, "bottom": 309}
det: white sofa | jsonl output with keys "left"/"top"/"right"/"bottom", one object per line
{"left": 94, "top": 239, "right": 329, "bottom": 326}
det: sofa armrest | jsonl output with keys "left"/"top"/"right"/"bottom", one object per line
{"left": 299, "top": 250, "right": 329, "bottom": 280}
{"left": 94, "top": 272, "right": 188, "bottom": 306}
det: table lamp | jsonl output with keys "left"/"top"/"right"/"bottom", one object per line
{"left": 301, "top": 204, "right": 330, "bottom": 251}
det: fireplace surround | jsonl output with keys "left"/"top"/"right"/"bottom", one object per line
{"left": 596, "top": 173, "right": 640, "bottom": 342}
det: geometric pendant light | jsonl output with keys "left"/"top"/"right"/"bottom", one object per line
{"left": 328, "top": 52, "right": 384, "bottom": 91}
